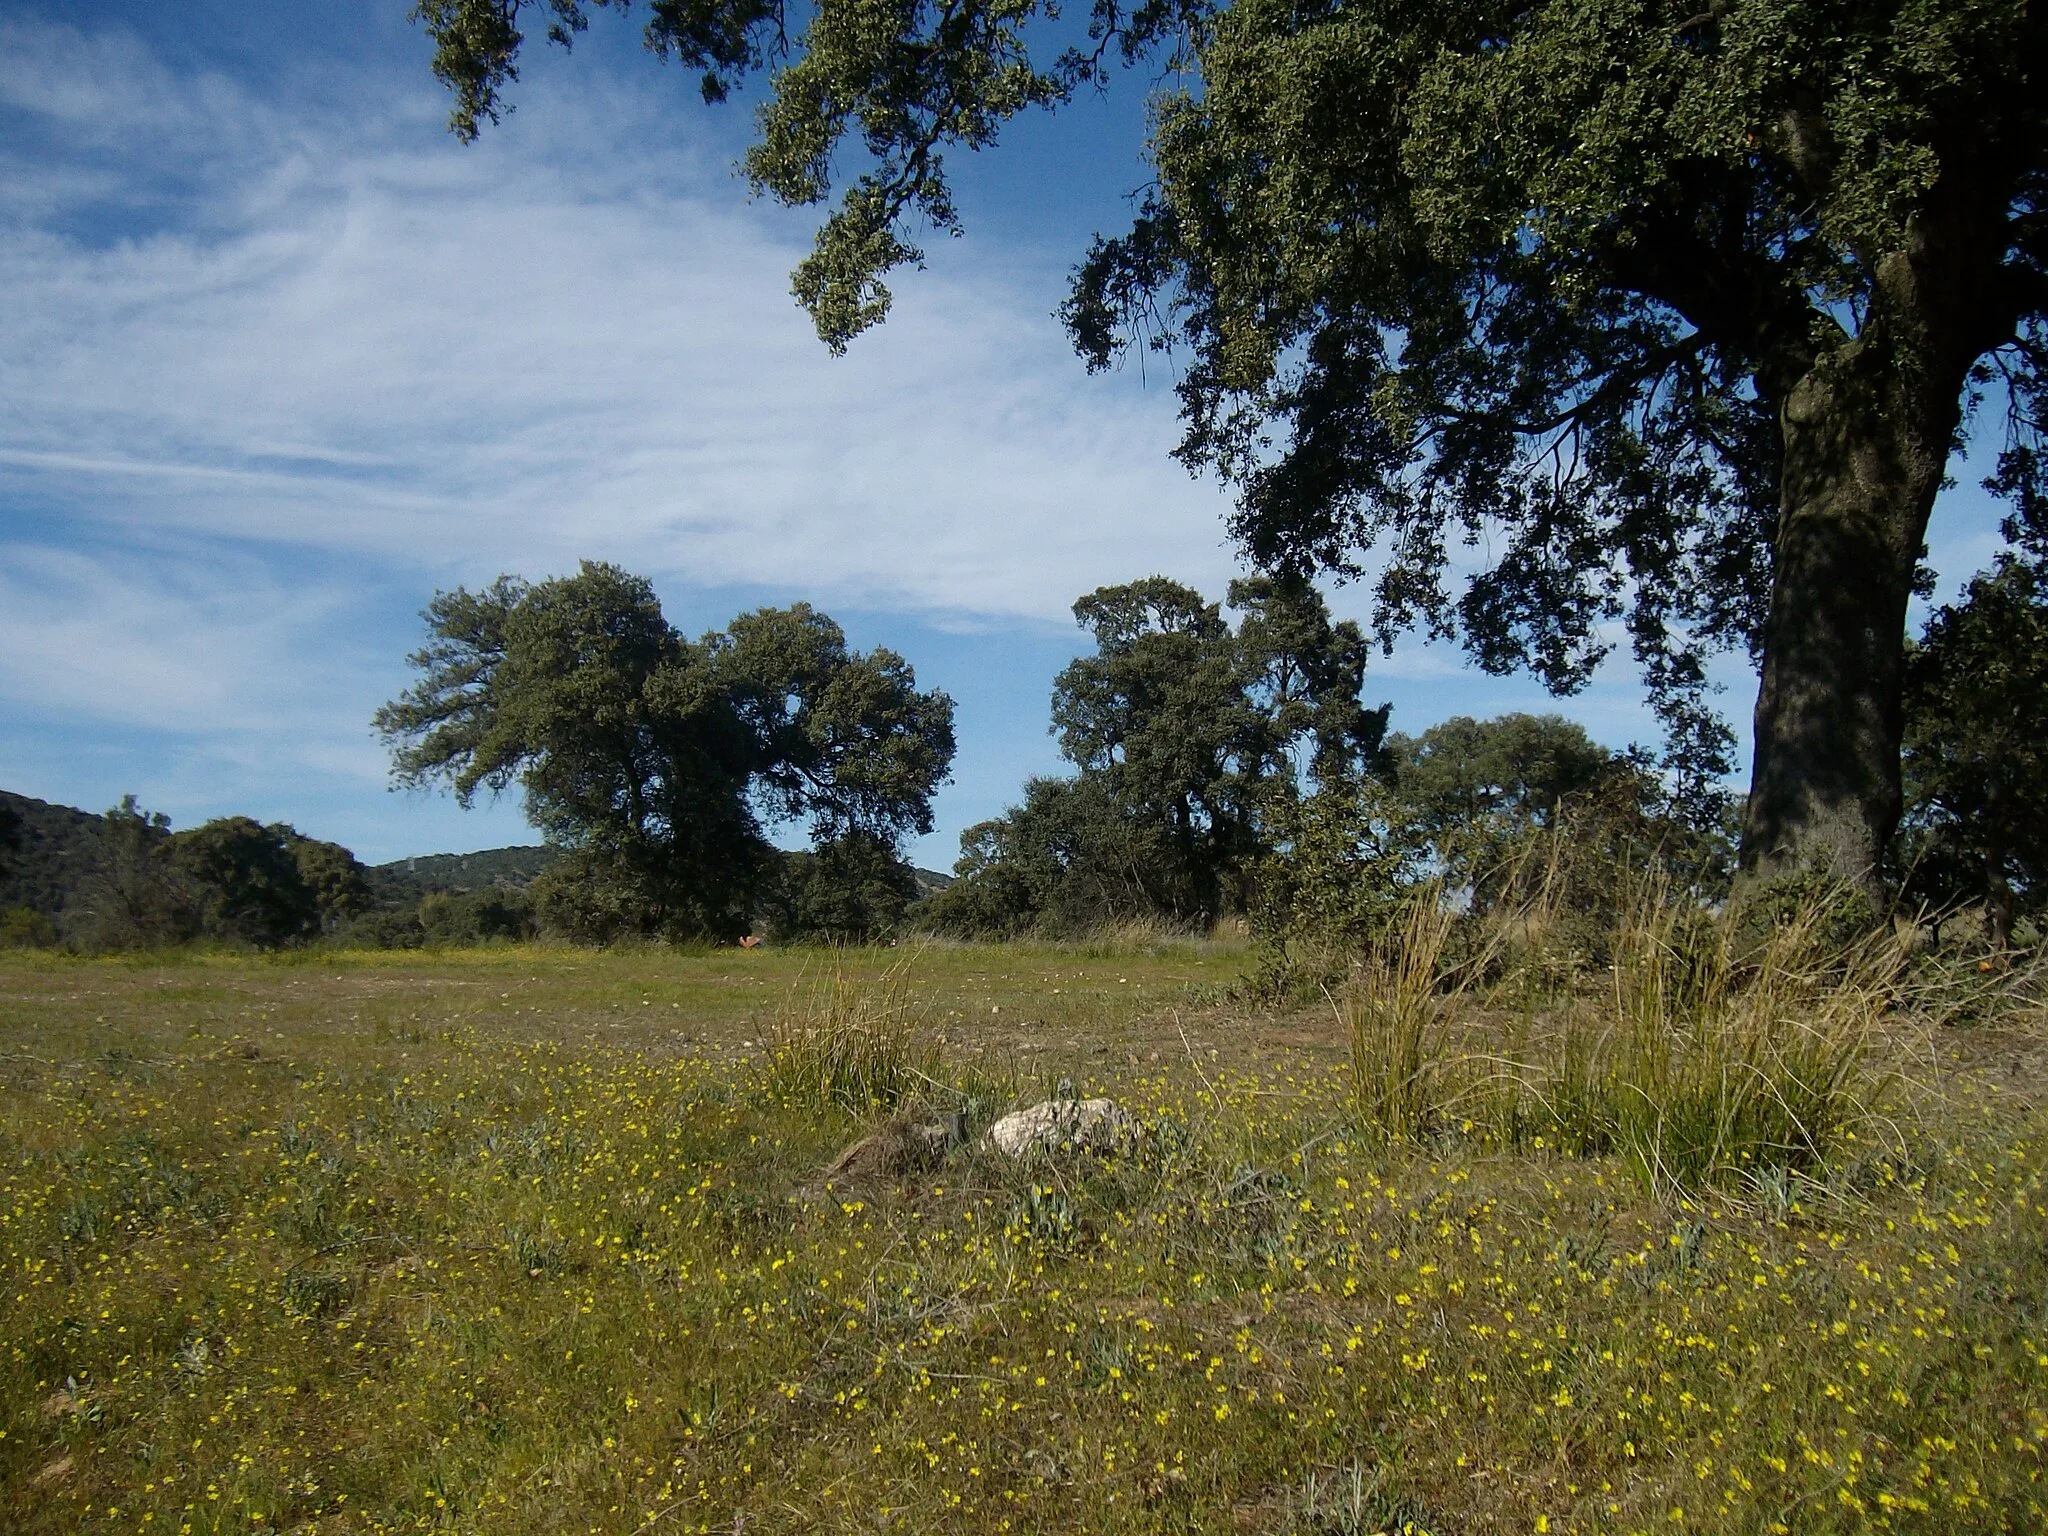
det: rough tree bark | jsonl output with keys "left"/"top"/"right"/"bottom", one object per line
{"left": 1741, "top": 330, "right": 1958, "bottom": 895}
{"left": 1741, "top": 181, "right": 2022, "bottom": 898}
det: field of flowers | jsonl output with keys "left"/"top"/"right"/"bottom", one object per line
{"left": 2, "top": 942, "right": 2046, "bottom": 1534}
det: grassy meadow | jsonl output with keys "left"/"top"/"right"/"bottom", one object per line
{"left": 3, "top": 933, "right": 2047, "bottom": 1534}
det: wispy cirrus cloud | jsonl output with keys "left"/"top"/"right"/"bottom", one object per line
{"left": 0, "top": 9, "right": 1244, "bottom": 854}
{"left": 0, "top": 11, "right": 1238, "bottom": 622}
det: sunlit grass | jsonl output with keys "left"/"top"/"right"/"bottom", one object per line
{"left": 759, "top": 953, "right": 946, "bottom": 1114}
{"left": 2, "top": 939, "right": 2044, "bottom": 1534}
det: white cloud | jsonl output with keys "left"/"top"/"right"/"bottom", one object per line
{"left": 0, "top": 21, "right": 1240, "bottom": 643}
{"left": 0, "top": 13, "right": 1255, "bottom": 852}
{"left": 0, "top": 539, "right": 367, "bottom": 741}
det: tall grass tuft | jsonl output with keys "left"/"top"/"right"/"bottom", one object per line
{"left": 1605, "top": 876, "right": 1903, "bottom": 1197}
{"left": 1343, "top": 867, "right": 1907, "bottom": 1196}
{"left": 1343, "top": 887, "right": 1460, "bottom": 1142}
{"left": 759, "top": 954, "right": 944, "bottom": 1115}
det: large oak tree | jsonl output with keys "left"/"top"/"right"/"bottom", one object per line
{"left": 414, "top": 0, "right": 2047, "bottom": 891}
{"left": 375, "top": 562, "right": 954, "bottom": 939}
{"left": 927, "top": 574, "right": 1388, "bottom": 931}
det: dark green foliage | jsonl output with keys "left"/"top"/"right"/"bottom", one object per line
{"left": 0, "top": 907, "right": 57, "bottom": 949}
{"left": 347, "top": 845, "right": 557, "bottom": 948}
{"left": 760, "top": 832, "right": 921, "bottom": 943}
{"left": 170, "top": 818, "right": 322, "bottom": 947}
{"left": 714, "top": 604, "right": 958, "bottom": 845}
{"left": 1897, "top": 520, "right": 2048, "bottom": 948}
{"left": 919, "top": 774, "right": 1167, "bottom": 937}
{"left": 419, "top": 886, "right": 538, "bottom": 945}
{"left": 71, "top": 797, "right": 198, "bottom": 951}
{"left": 1248, "top": 716, "right": 1731, "bottom": 989}
{"left": 925, "top": 576, "right": 1388, "bottom": 935}
{"left": 157, "top": 821, "right": 372, "bottom": 948}
{"left": 1247, "top": 777, "right": 1411, "bottom": 960}
{"left": 0, "top": 792, "right": 380, "bottom": 951}
{"left": 374, "top": 562, "right": 954, "bottom": 942}
{"left": 1066, "top": 0, "right": 2045, "bottom": 888}
{"left": 0, "top": 791, "right": 105, "bottom": 922}
{"left": 287, "top": 836, "right": 373, "bottom": 933}
{"left": 1385, "top": 714, "right": 1653, "bottom": 907}
{"left": 365, "top": 845, "right": 559, "bottom": 906}
{"left": 414, "top": 0, "right": 2048, "bottom": 891}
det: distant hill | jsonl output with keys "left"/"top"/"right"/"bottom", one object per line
{"left": 0, "top": 790, "right": 103, "bottom": 918}
{"left": 367, "top": 846, "right": 951, "bottom": 905}
{"left": 1, "top": 786, "right": 954, "bottom": 924}
{"left": 366, "top": 845, "right": 562, "bottom": 906}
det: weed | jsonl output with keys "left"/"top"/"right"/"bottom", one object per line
{"left": 1342, "top": 888, "right": 1460, "bottom": 1142}
{"left": 278, "top": 1266, "right": 351, "bottom": 1320}
{"left": 1604, "top": 876, "right": 1901, "bottom": 1195}
{"left": 1287, "top": 1463, "right": 1444, "bottom": 1535}
{"left": 759, "top": 953, "right": 944, "bottom": 1114}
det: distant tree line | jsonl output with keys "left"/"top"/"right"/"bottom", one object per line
{"left": 916, "top": 576, "right": 1728, "bottom": 946}
{"left": 6, "top": 531, "right": 2041, "bottom": 956}
{"left": 918, "top": 547, "right": 2046, "bottom": 957}
{"left": 0, "top": 795, "right": 374, "bottom": 951}
{"left": 0, "top": 792, "right": 581, "bottom": 952}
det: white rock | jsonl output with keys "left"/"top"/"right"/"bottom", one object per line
{"left": 984, "top": 1098, "right": 1135, "bottom": 1158}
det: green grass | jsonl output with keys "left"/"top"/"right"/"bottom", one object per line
{"left": 3, "top": 937, "right": 2046, "bottom": 1535}
{"left": 1349, "top": 881, "right": 1911, "bottom": 1199}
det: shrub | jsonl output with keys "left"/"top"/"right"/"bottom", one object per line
{"left": 1342, "top": 888, "right": 1460, "bottom": 1144}
{"left": 0, "top": 905, "right": 57, "bottom": 949}
{"left": 759, "top": 956, "right": 944, "bottom": 1115}
{"left": 1604, "top": 878, "right": 1901, "bottom": 1196}
{"left": 1342, "top": 871, "right": 1903, "bottom": 1197}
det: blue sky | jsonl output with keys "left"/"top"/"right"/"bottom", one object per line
{"left": 0, "top": 2, "right": 2019, "bottom": 869}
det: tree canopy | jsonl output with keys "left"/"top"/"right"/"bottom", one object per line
{"left": 416, "top": 0, "right": 2048, "bottom": 896}
{"left": 165, "top": 820, "right": 372, "bottom": 946}
{"left": 925, "top": 574, "right": 1387, "bottom": 933}
{"left": 374, "top": 562, "right": 955, "bottom": 940}
{"left": 1897, "top": 511, "right": 2048, "bottom": 947}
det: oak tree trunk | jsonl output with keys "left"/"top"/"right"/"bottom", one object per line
{"left": 1741, "top": 243, "right": 1983, "bottom": 899}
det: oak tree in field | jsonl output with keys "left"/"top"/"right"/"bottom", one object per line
{"left": 926, "top": 575, "right": 1387, "bottom": 932}
{"left": 374, "top": 561, "right": 954, "bottom": 941}
{"left": 170, "top": 818, "right": 325, "bottom": 947}
{"left": 416, "top": 0, "right": 2047, "bottom": 895}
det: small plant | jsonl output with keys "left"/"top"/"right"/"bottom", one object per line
{"left": 1606, "top": 875, "right": 1901, "bottom": 1197}
{"left": 279, "top": 1266, "right": 350, "bottom": 1320}
{"left": 1011, "top": 1181, "right": 1079, "bottom": 1247}
{"left": 506, "top": 1224, "right": 566, "bottom": 1278}
{"left": 759, "top": 953, "right": 944, "bottom": 1115}
{"left": 1342, "top": 888, "right": 1460, "bottom": 1142}
{"left": 1287, "top": 1462, "right": 1443, "bottom": 1535}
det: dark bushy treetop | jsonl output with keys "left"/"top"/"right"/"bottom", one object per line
{"left": 170, "top": 817, "right": 323, "bottom": 947}
{"left": 927, "top": 575, "right": 1388, "bottom": 933}
{"left": 374, "top": 561, "right": 955, "bottom": 941}
{"left": 1899, "top": 512, "right": 2048, "bottom": 947}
